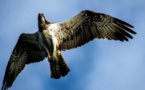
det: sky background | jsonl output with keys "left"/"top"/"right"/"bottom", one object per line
{"left": 0, "top": 0, "right": 145, "bottom": 90}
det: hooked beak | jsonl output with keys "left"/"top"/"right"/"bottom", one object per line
{"left": 38, "top": 13, "right": 46, "bottom": 24}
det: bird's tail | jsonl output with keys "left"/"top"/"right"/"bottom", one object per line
{"left": 48, "top": 51, "right": 70, "bottom": 79}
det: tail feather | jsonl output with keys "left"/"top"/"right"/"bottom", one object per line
{"left": 49, "top": 52, "right": 70, "bottom": 79}
{"left": 49, "top": 58, "right": 61, "bottom": 79}
{"left": 58, "top": 54, "right": 70, "bottom": 77}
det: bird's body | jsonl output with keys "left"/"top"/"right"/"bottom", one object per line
{"left": 2, "top": 10, "right": 136, "bottom": 90}
{"left": 38, "top": 14, "right": 70, "bottom": 79}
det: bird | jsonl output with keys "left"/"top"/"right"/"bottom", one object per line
{"left": 1, "top": 10, "right": 136, "bottom": 90}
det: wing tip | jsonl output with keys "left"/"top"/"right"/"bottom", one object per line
{"left": 1, "top": 77, "right": 13, "bottom": 90}
{"left": 1, "top": 83, "right": 9, "bottom": 90}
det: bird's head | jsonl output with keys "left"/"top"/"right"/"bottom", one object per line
{"left": 38, "top": 13, "right": 50, "bottom": 32}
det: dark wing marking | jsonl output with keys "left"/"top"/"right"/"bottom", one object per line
{"left": 54, "top": 10, "right": 136, "bottom": 50}
{"left": 2, "top": 33, "right": 46, "bottom": 90}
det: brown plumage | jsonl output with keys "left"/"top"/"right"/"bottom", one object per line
{"left": 54, "top": 10, "right": 136, "bottom": 50}
{"left": 2, "top": 10, "right": 136, "bottom": 90}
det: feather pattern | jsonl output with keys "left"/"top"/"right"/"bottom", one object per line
{"left": 53, "top": 10, "right": 136, "bottom": 50}
{"left": 2, "top": 10, "right": 137, "bottom": 90}
{"left": 2, "top": 33, "right": 46, "bottom": 90}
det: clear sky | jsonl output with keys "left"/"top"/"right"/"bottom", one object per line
{"left": 0, "top": 0, "right": 145, "bottom": 90}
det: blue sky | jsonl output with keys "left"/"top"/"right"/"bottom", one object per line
{"left": 0, "top": 0, "right": 145, "bottom": 90}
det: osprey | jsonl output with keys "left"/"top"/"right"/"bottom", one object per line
{"left": 2, "top": 10, "right": 136, "bottom": 90}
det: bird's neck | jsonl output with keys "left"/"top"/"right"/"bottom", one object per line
{"left": 38, "top": 22, "right": 51, "bottom": 32}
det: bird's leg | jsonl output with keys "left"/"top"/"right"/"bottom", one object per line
{"left": 39, "top": 43, "right": 52, "bottom": 59}
{"left": 45, "top": 49, "right": 51, "bottom": 59}
{"left": 37, "top": 32, "right": 52, "bottom": 59}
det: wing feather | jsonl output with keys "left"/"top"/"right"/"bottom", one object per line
{"left": 2, "top": 33, "right": 46, "bottom": 90}
{"left": 53, "top": 10, "right": 136, "bottom": 50}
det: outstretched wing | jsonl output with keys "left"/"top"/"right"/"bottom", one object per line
{"left": 2, "top": 33, "right": 46, "bottom": 90}
{"left": 53, "top": 10, "right": 136, "bottom": 50}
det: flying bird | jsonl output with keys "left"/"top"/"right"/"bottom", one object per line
{"left": 2, "top": 10, "right": 136, "bottom": 90}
